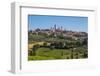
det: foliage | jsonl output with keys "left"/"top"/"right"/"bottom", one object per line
{"left": 28, "top": 47, "right": 87, "bottom": 60}
{"left": 28, "top": 33, "right": 88, "bottom": 60}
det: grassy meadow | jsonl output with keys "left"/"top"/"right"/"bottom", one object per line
{"left": 28, "top": 33, "right": 88, "bottom": 61}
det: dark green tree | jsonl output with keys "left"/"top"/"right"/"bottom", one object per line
{"left": 32, "top": 44, "right": 40, "bottom": 55}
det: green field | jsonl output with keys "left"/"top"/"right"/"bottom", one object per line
{"left": 28, "top": 46, "right": 87, "bottom": 60}
{"left": 28, "top": 32, "right": 88, "bottom": 60}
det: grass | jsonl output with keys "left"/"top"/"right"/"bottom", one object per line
{"left": 28, "top": 33, "right": 87, "bottom": 60}
{"left": 28, "top": 47, "right": 87, "bottom": 60}
{"left": 28, "top": 38, "right": 87, "bottom": 60}
{"left": 28, "top": 56, "right": 54, "bottom": 60}
{"left": 36, "top": 48, "right": 65, "bottom": 59}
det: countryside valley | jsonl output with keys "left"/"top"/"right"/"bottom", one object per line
{"left": 28, "top": 24, "right": 88, "bottom": 60}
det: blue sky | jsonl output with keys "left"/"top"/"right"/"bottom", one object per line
{"left": 28, "top": 15, "right": 88, "bottom": 32}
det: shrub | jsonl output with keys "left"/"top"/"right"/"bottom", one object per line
{"left": 50, "top": 46, "right": 55, "bottom": 50}
{"left": 32, "top": 44, "right": 40, "bottom": 56}
{"left": 28, "top": 50, "right": 33, "bottom": 56}
{"left": 43, "top": 42, "right": 47, "bottom": 46}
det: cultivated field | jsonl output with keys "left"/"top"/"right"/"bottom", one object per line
{"left": 28, "top": 32, "right": 88, "bottom": 60}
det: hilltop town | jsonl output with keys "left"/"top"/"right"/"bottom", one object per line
{"left": 28, "top": 24, "right": 88, "bottom": 60}
{"left": 29, "top": 24, "right": 87, "bottom": 41}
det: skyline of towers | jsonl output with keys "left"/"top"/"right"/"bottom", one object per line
{"left": 50, "top": 24, "right": 63, "bottom": 32}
